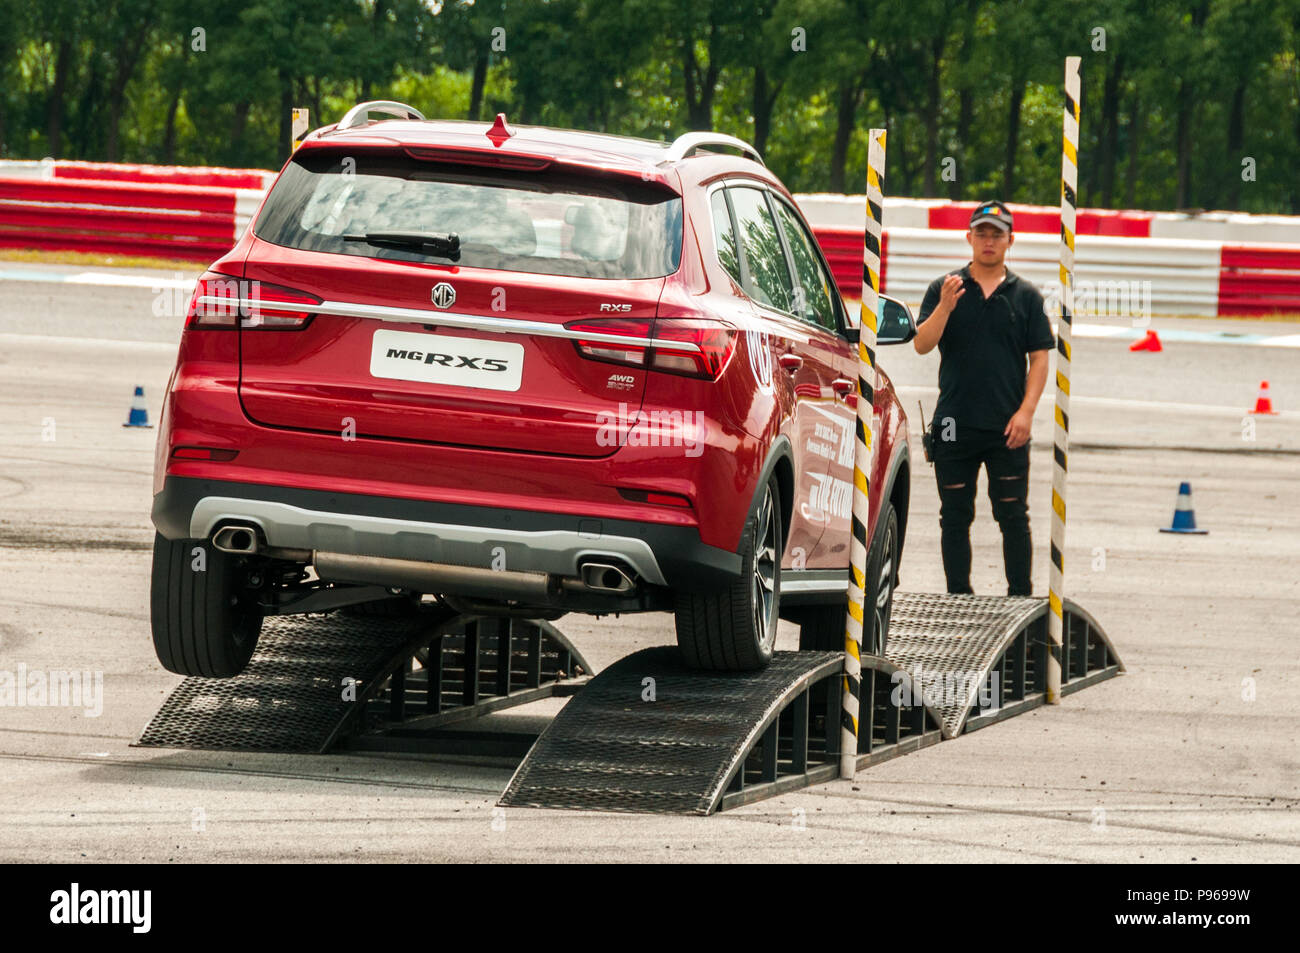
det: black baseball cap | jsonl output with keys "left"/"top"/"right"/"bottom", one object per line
{"left": 970, "top": 200, "right": 1013, "bottom": 231}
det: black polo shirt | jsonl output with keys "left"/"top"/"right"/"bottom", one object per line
{"left": 917, "top": 264, "right": 1055, "bottom": 434}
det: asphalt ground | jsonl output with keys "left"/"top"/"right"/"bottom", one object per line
{"left": 0, "top": 264, "right": 1297, "bottom": 862}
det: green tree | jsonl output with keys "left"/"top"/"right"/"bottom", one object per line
{"left": 0, "top": 0, "right": 1297, "bottom": 212}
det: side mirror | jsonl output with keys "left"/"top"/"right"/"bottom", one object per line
{"left": 877, "top": 294, "right": 916, "bottom": 345}
{"left": 840, "top": 294, "right": 915, "bottom": 345}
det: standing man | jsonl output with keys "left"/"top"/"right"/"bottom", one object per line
{"left": 913, "top": 201, "right": 1054, "bottom": 596}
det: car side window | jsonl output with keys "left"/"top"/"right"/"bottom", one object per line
{"left": 772, "top": 198, "right": 839, "bottom": 332}
{"left": 727, "top": 186, "right": 795, "bottom": 313}
{"left": 710, "top": 189, "right": 743, "bottom": 286}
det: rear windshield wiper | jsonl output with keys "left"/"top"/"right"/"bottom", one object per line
{"left": 344, "top": 231, "right": 461, "bottom": 260}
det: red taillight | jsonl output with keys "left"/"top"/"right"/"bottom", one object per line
{"left": 185, "top": 272, "right": 321, "bottom": 330}
{"left": 650, "top": 320, "right": 737, "bottom": 379}
{"left": 566, "top": 319, "right": 652, "bottom": 368}
{"left": 564, "top": 318, "right": 736, "bottom": 380}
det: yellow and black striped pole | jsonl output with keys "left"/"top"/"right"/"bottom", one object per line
{"left": 292, "top": 108, "right": 310, "bottom": 152}
{"left": 1048, "top": 58, "right": 1080, "bottom": 705}
{"left": 841, "top": 128, "right": 886, "bottom": 777}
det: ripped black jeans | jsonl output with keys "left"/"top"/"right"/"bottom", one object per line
{"left": 931, "top": 426, "right": 1032, "bottom": 596}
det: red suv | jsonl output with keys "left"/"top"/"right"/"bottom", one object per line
{"left": 150, "top": 102, "right": 915, "bottom": 676}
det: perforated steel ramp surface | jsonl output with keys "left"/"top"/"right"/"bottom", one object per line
{"left": 500, "top": 648, "right": 848, "bottom": 815}
{"left": 136, "top": 609, "right": 450, "bottom": 753}
{"left": 885, "top": 592, "right": 1123, "bottom": 738}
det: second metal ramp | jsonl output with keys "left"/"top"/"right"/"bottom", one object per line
{"left": 886, "top": 593, "right": 1124, "bottom": 738}
{"left": 499, "top": 647, "right": 943, "bottom": 815}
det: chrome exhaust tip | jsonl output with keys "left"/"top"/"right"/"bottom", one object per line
{"left": 580, "top": 562, "right": 635, "bottom": 593}
{"left": 212, "top": 524, "right": 260, "bottom": 555}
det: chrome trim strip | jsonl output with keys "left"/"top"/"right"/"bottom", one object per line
{"left": 781, "top": 569, "right": 849, "bottom": 594}
{"left": 195, "top": 296, "right": 702, "bottom": 353}
{"left": 189, "top": 497, "right": 669, "bottom": 587}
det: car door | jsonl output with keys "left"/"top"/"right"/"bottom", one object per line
{"left": 723, "top": 184, "right": 844, "bottom": 569}
{"left": 768, "top": 193, "right": 862, "bottom": 570}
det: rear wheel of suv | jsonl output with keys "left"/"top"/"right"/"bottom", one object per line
{"left": 867, "top": 504, "right": 899, "bottom": 657}
{"left": 794, "top": 603, "right": 844, "bottom": 653}
{"left": 150, "top": 534, "right": 263, "bottom": 678}
{"left": 795, "top": 503, "right": 898, "bottom": 657}
{"left": 675, "top": 477, "right": 782, "bottom": 671}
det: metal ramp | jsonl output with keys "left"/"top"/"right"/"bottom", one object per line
{"left": 886, "top": 593, "right": 1124, "bottom": 739}
{"left": 494, "top": 594, "right": 1122, "bottom": 814}
{"left": 136, "top": 592, "right": 1121, "bottom": 816}
{"left": 498, "top": 648, "right": 943, "bottom": 815}
{"left": 136, "top": 608, "right": 591, "bottom": 755}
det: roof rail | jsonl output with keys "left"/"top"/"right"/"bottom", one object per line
{"left": 664, "top": 132, "right": 763, "bottom": 166}
{"left": 336, "top": 100, "right": 426, "bottom": 131}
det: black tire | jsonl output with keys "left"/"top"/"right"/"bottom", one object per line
{"left": 795, "top": 503, "right": 898, "bottom": 657}
{"left": 674, "top": 477, "right": 782, "bottom": 671}
{"left": 150, "top": 533, "right": 263, "bottom": 677}
{"left": 864, "top": 503, "right": 898, "bottom": 656}
{"left": 795, "top": 603, "right": 846, "bottom": 652}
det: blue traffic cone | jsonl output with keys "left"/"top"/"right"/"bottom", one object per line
{"left": 1159, "top": 481, "right": 1207, "bottom": 534}
{"left": 122, "top": 386, "right": 152, "bottom": 428}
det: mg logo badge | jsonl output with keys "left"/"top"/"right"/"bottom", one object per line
{"left": 431, "top": 282, "right": 456, "bottom": 309}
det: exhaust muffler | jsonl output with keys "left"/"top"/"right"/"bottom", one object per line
{"left": 212, "top": 524, "right": 260, "bottom": 555}
{"left": 313, "top": 551, "right": 554, "bottom": 602}
{"left": 580, "top": 562, "right": 635, "bottom": 593}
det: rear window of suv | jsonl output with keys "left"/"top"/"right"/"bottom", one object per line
{"left": 254, "top": 151, "right": 683, "bottom": 280}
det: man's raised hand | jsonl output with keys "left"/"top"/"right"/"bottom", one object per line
{"left": 939, "top": 273, "right": 965, "bottom": 311}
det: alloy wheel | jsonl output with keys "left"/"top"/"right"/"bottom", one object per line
{"left": 751, "top": 485, "right": 779, "bottom": 654}
{"left": 872, "top": 521, "right": 896, "bottom": 655}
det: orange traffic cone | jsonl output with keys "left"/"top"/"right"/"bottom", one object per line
{"left": 1129, "top": 329, "right": 1162, "bottom": 352}
{"left": 1249, "top": 380, "right": 1278, "bottom": 415}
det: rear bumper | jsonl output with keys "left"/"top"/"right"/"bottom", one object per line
{"left": 152, "top": 475, "right": 742, "bottom": 591}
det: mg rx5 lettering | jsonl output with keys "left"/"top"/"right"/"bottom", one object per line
{"left": 386, "top": 347, "right": 508, "bottom": 371}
